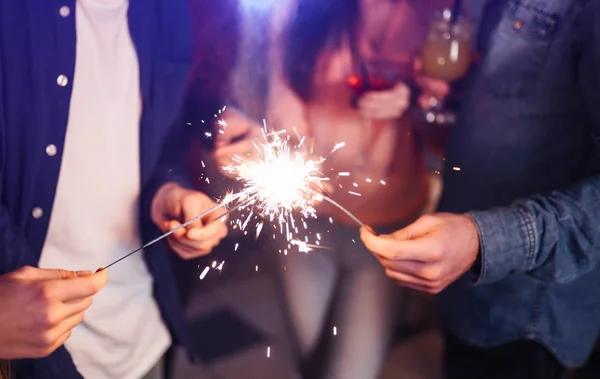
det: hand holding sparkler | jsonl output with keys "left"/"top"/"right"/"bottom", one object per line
{"left": 0, "top": 267, "right": 107, "bottom": 359}
{"left": 151, "top": 183, "right": 228, "bottom": 259}
{"left": 360, "top": 213, "right": 479, "bottom": 294}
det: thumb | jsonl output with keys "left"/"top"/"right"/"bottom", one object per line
{"left": 392, "top": 215, "right": 438, "bottom": 240}
{"left": 361, "top": 225, "right": 433, "bottom": 261}
{"left": 182, "top": 193, "right": 216, "bottom": 229}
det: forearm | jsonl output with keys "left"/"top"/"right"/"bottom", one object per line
{"left": 469, "top": 174, "right": 600, "bottom": 284}
{"left": 470, "top": 1, "right": 600, "bottom": 286}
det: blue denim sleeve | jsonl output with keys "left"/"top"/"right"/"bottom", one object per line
{"left": 467, "top": 1, "right": 600, "bottom": 285}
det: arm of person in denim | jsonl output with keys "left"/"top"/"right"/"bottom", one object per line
{"left": 469, "top": 1, "right": 600, "bottom": 285}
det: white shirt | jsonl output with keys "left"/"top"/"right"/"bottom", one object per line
{"left": 38, "top": 0, "right": 171, "bottom": 378}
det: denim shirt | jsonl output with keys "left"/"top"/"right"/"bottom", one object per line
{"left": 0, "top": 0, "right": 199, "bottom": 377}
{"left": 437, "top": 0, "right": 600, "bottom": 367}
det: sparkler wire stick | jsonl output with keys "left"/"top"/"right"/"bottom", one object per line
{"left": 102, "top": 196, "right": 257, "bottom": 270}
{"left": 104, "top": 204, "right": 226, "bottom": 270}
{"left": 206, "top": 194, "right": 259, "bottom": 226}
{"left": 320, "top": 195, "right": 365, "bottom": 227}
{"left": 102, "top": 202, "right": 225, "bottom": 269}
{"left": 103, "top": 197, "right": 255, "bottom": 270}
{"left": 307, "top": 189, "right": 366, "bottom": 228}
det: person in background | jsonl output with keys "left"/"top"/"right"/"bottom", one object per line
{"left": 214, "top": 0, "right": 448, "bottom": 378}
{"left": 174, "top": 0, "right": 247, "bottom": 301}
{"left": 0, "top": 0, "right": 229, "bottom": 378}
{"left": 361, "top": 0, "right": 600, "bottom": 378}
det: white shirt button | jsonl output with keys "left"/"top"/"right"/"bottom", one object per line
{"left": 57, "top": 75, "right": 69, "bottom": 87}
{"left": 32, "top": 207, "right": 44, "bottom": 219}
{"left": 46, "top": 144, "right": 57, "bottom": 157}
{"left": 59, "top": 6, "right": 70, "bottom": 17}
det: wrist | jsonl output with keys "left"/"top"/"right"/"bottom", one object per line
{"left": 460, "top": 213, "right": 481, "bottom": 270}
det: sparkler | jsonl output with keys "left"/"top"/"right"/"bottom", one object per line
{"left": 103, "top": 119, "right": 375, "bottom": 269}
{"left": 102, "top": 194, "right": 255, "bottom": 270}
{"left": 221, "top": 127, "right": 372, "bottom": 247}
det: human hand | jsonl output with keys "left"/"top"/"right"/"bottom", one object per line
{"left": 151, "top": 183, "right": 228, "bottom": 259}
{"left": 358, "top": 82, "right": 411, "bottom": 121}
{"left": 214, "top": 108, "right": 264, "bottom": 175}
{"left": 414, "top": 59, "right": 450, "bottom": 111}
{"left": 360, "top": 213, "right": 480, "bottom": 294}
{"left": 0, "top": 266, "right": 108, "bottom": 359}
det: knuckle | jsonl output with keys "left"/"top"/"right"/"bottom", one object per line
{"left": 66, "top": 330, "right": 73, "bottom": 340}
{"left": 384, "top": 269, "right": 396, "bottom": 280}
{"left": 421, "top": 266, "right": 442, "bottom": 281}
{"left": 19, "top": 265, "right": 35, "bottom": 274}
{"left": 33, "top": 283, "right": 53, "bottom": 304}
{"left": 83, "top": 296, "right": 94, "bottom": 309}
{"left": 32, "top": 347, "right": 50, "bottom": 358}
{"left": 88, "top": 279, "right": 101, "bottom": 294}
{"left": 11, "top": 265, "right": 33, "bottom": 279}
{"left": 35, "top": 306, "right": 57, "bottom": 330}
{"left": 179, "top": 250, "right": 195, "bottom": 260}
{"left": 75, "top": 312, "right": 85, "bottom": 325}
{"left": 38, "top": 330, "right": 56, "bottom": 349}
{"left": 419, "top": 214, "right": 436, "bottom": 224}
{"left": 431, "top": 246, "right": 444, "bottom": 260}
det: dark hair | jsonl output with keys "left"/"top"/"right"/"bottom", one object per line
{"left": 282, "top": 0, "right": 359, "bottom": 101}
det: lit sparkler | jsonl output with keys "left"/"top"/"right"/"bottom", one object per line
{"left": 102, "top": 115, "right": 378, "bottom": 270}
{"left": 222, "top": 130, "right": 327, "bottom": 224}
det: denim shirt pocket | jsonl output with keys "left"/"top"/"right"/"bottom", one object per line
{"left": 480, "top": 1, "right": 559, "bottom": 97}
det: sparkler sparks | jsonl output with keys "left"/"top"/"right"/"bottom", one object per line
{"left": 222, "top": 131, "right": 328, "bottom": 225}
{"left": 224, "top": 130, "right": 329, "bottom": 240}
{"left": 214, "top": 126, "right": 379, "bottom": 255}
{"left": 102, "top": 117, "right": 384, "bottom": 270}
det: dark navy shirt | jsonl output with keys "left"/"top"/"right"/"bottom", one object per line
{"left": 0, "top": 0, "right": 200, "bottom": 377}
{"left": 439, "top": 0, "right": 600, "bottom": 367}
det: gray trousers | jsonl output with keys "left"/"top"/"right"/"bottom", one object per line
{"left": 281, "top": 224, "right": 403, "bottom": 379}
{"left": 141, "top": 355, "right": 165, "bottom": 379}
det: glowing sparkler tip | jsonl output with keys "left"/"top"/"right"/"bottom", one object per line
{"left": 222, "top": 130, "right": 322, "bottom": 226}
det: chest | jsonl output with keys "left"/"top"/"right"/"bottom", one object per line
{"left": 0, "top": 0, "right": 192, "bottom": 226}
{"left": 443, "top": 0, "right": 592, "bottom": 204}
